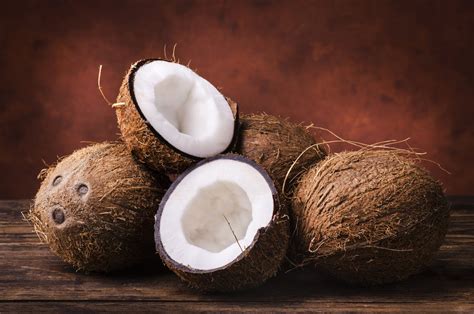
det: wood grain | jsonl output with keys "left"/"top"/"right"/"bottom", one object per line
{"left": 0, "top": 199, "right": 473, "bottom": 312}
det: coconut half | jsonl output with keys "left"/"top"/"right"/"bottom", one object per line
{"left": 155, "top": 154, "right": 289, "bottom": 291}
{"left": 116, "top": 59, "right": 239, "bottom": 173}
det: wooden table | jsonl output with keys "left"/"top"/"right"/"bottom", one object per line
{"left": 1, "top": 198, "right": 473, "bottom": 312}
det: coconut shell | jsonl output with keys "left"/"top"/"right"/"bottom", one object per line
{"left": 237, "top": 113, "right": 326, "bottom": 193}
{"left": 290, "top": 150, "right": 449, "bottom": 285}
{"left": 115, "top": 59, "right": 239, "bottom": 174}
{"left": 29, "top": 142, "right": 169, "bottom": 272}
{"left": 155, "top": 154, "right": 290, "bottom": 292}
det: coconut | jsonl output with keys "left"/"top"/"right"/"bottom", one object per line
{"left": 155, "top": 154, "right": 289, "bottom": 291}
{"left": 237, "top": 113, "right": 326, "bottom": 192}
{"left": 29, "top": 142, "right": 169, "bottom": 272}
{"left": 290, "top": 150, "right": 449, "bottom": 285}
{"left": 115, "top": 59, "right": 239, "bottom": 173}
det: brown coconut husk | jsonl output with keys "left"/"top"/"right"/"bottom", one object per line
{"left": 289, "top": 149, "right": 450, "bottom": 285}
{"left": 114, "top": 59, "right": 239, "bottom": 174}
{"left": 155, "top": 154, "right": 290, "bottom": 292}
{"left": 29, "top": 142, "right": 169, "bottom": 272}
{"left": 237, "top": 113, "right": 326, "bottom": 194}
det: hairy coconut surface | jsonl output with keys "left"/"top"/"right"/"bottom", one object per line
{"left": 115, "top": 59, "right": 239, "bottom": 174}
{"left": 155, "top": 154, "right": 290, "bottom": 292}
{"left": 237, "top": 113, "right": 326, "bottom": 193}
{"left": 29, "top": 142, "right": 169, "bottom": 272}
{"left": 290, "top": 150, "right": 449, "bottom": 285}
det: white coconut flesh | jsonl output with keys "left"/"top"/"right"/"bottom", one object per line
{"left": 159, "top": 158, "right": 275, "bottom": 271}
{"left": 133, "top": 60, "right": 235, "bottom": 158}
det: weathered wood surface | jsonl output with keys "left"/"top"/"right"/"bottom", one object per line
{"left": 0, "top": 199, "right": 473, "bottom": 312}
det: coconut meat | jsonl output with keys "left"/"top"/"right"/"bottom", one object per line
{"left": 159, "top": 158, "right": 274, "bottom": 271}
{"left": 133, "top": 60, "right": 235, "bottom": 158}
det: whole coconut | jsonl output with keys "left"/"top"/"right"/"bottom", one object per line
{"left": 237, "top": 113, "right": 326, "bottom": 192}
{"left": 290, "top": 150, "right": 449, "bottom": 285}
{"left": 29, "top": 142, "right": 169, "bottom": 272}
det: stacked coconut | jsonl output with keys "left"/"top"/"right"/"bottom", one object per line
{"left": 29, "top": 59, "right": 449, "bottom": 291}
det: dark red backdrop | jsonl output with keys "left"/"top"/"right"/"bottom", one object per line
{"left": 1, "top": 0, "right": 473, "bottom": 198}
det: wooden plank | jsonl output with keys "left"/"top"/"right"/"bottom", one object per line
{"left": 448, "top": 195, "right": 474, "bottom": 209}
{"left": 1, "top": 301, "right": 473, "bottom": 312}
{"left": 0, "top": 199, "right": 473, "bottom": 310}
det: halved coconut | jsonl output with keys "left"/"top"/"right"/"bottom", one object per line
{"left": 155, "top": 154, "right": 289, "bottom": 291}
{"left": 116, "top": 59, "right": 239, "bottom": 173}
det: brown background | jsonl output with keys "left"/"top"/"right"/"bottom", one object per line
{"left": 0, "top": 0, "right": 473, "bottom": 199}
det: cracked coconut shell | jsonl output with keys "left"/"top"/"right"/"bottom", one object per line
{"left": 29, "top": 142, "right": 169, "bottom": 272}
{"left": 290, "top": 150, "right": 449, "bottom": 285}
{"left": 155, "top": 154, "right": 290, "bottom": 292}
{"left": 115, "top": 59, "right": 239, "bottom": 174}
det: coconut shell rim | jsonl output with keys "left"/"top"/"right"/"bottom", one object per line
{"left": 127, "top": 58, "right": 240, "bottom": 161}
{"left": 154, "top": 153, "right": 282, "bottom": 275}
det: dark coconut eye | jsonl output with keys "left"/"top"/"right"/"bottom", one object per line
{"left": 77, "top": 184, "right": 89, "bottom": 196}
{"left": 52, "top": 176, "right": 63, "bottom": 186}
{"left": 52, "top": 207, "right": 65, "bottom": 225}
